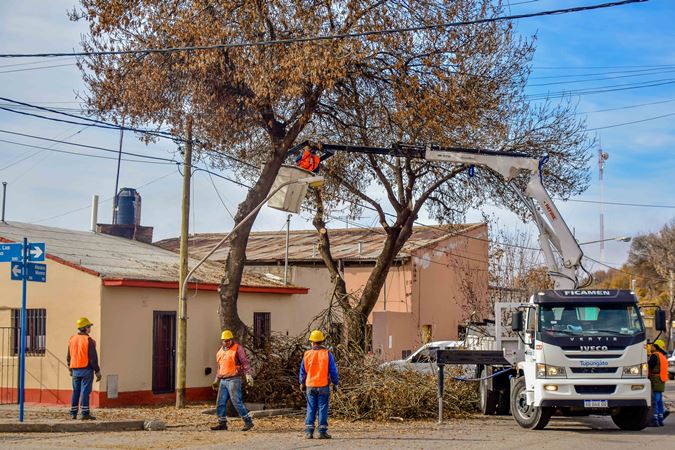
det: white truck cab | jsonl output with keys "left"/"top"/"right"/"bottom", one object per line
{"left": 510, "top": 289, "right": 654, "bottom": 430}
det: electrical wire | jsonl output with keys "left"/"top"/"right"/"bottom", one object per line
{"left": 586, "top": 111, "right": 675, "bottom": 131}
{"left": 0, "top": 63, "right": 73, "bottom": 74}
{"left": 0, "top": 0, "right": 647, "bottom": 58}
{"left": 558, "top": 198, "right": 675, "bottom": 209}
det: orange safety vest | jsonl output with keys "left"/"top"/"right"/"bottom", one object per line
{"left": 216, "top": 343, "right": 240, "bottom": 378}
{"left": 303, "top": 348, "right": 329, "bottom": 387}
{"left": 656, "top": 352, "right": 668, "bottom": 383}
{"left": 298, "top": 149, "right": 320, "bottom": 172}
{"left": 69, "top": 334, "right": 90, "bottom": 369}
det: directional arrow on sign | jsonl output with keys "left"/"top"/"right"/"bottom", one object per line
{"left": 10, "top": 262, "right": 23, "bottom": 280}
{"left": 28, "top": 243, "right": 45, "bottom": 262}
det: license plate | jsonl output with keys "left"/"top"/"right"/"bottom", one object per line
{"left": 584, "top": 400, "right": 608, "bottom": 408}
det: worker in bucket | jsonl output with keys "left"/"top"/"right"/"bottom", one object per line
{"left": 299, "top": 329, "right": 339, "bottom": 439}
{"left": 648, "top": 339, "right": 668, "bottom": 426}
{"left": 67, "top": 317, "right": 101, "bottom": 420}
{"left": 211, "top": 330, "right": 254, "bottom": 431}
{"left": 296, "top": 144, "right": 321, "bottom": 173}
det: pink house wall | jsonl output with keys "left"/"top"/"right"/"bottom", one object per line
{"left": 343, "top": 224, "right": 489, "bottom": 361}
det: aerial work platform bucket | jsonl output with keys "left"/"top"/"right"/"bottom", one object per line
{"left": 268, "top": 165, "right": 315, "bottom": 213}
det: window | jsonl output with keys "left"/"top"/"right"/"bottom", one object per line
{"left": 12, "top": 309, "right": 46, "bottom": 356}
{"left": 401, "top": 349, "right": 412, "bottom": 359}
{"left": 253, "top": 312, "right": 271, "bottom": 349}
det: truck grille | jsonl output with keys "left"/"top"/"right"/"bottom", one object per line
{"left": 565, "top": 354, "right": 621, "bottom": 359}
{"left": 574, "top": 385, "right": 616, "bottom": 395}
{"left": 570, "top": 367, "right": 617, "bottom": 374}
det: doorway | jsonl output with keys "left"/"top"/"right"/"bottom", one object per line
{"left": 152, "top": 311, "right": 176, "bottom": 394}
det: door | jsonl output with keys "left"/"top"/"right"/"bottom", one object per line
{"left": 152, "top": 311, "right": 176, "bottom": 394}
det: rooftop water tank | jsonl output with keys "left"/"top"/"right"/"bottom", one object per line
{"left": 116, "top": 188, "right": 141, "bottom": 225}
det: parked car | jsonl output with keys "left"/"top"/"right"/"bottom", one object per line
{"left": 379, "top": 340, "right": 475, "bottom": 375}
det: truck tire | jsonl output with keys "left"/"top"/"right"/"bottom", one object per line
{"left": 510, "top": 377, "right": 552, "bottom": 430}
{"left": 611, "top": 406, "right": 650, "bottom": 431}
{"left": 480, "top": 367, "right": 498, "bottom": 415}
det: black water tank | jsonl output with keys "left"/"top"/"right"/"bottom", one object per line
{"left": 116, "top": 188, "right": 141, "bottom": 225}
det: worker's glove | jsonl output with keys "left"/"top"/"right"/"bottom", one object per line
{"left": 212, "top": 380, "right": 220, "bottom": 392}
{"left": 300, "top": 384, "right": 306, "bottom": 392}
{"left": 245, "top": 374, "right": 254, "bottom": 386}
{"left": 68, "top": 369, "right": 73, "bottom": 377}
{"left": 95, "top": 371, "right": 102, "bottom": 382}
{"left": 332, "top": 384, "right": 339, "bottom": 394}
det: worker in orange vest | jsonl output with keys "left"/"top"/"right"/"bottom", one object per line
{"left": 211, "top": 330, "right": 255, "bottom": 431}
{"left": 295, "top": 144, "right": 321, "bottom": 173}
{"left": 299, "top": 330, "right": 339, "bottom": 439}
{"left": 648, "top": 339, "right": 668, "bottom": 426}
{"left": 67, "top": 317, "right": 101, "bottom": 420}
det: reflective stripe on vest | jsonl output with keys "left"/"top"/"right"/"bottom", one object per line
{"left": 217, "top": 343, "right": 239, "bottom": 378}
{"left": 69, "top": 334, "right": 89, "bottom": 369}
{"left": 658, "top": 352, "right": 668, "bottom": 383}
{"left": 298, "top": 150, "right": 320, "bottom": 172}
{"left": 303, "top": 348, "right": 329, "bottom": 387}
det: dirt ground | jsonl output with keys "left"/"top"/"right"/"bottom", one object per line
{"left": 0, "top": 402, "right": 674, "bottom": 450}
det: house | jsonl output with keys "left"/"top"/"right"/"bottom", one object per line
{"left": 0, "top": 221, "right": 319, "bottom": 407}
{"left": 157, "top": 223, "right": 490, "bottom": 361}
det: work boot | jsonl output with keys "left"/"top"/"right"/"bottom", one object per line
{"left": 318, "top": 432, "right": 332, "bottom": 439}
{"left": 80, "top": 414, "right": 96, "bottom": 421}
{"left": 648, "top": 416, "right": 659, "bottom": 427}
{"left": 305, "top": 431, "right": 314, "bottom": 439}
{"left": 210, "top": 421, "right": 228, "bottom": 431}
{"left": 658, "top": 414, "right": 664, "bottom": 426}
{"left": 241, "top": 420, "right": 254, "bottom": 432}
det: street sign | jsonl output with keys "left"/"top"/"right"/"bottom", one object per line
{"left": 28, "top": 243, "right": 45, "bottom": 262}
{"left": 0, "top": 243, "right": 22, "bottom": 262}
{"left": 26, "top": 263, "right": 46, "bottom": 283}
{"left": 10, "top": 261, "right": 22, "bottom": 280}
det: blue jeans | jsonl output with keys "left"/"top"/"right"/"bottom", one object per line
{"left": 216, "top": 377, "right": 251, "bottom": 423}
{"left": 305, "top": 386, "right": 330, "bottom": 433}
{"left": 654, "top": 391, "right": 664, "bottom": 419}
{"left": 71, "top": 368, "right": 94, "bottom": 416}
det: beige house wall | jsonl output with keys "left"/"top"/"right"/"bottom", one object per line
{"left": 0, "top": 259, "right": 102, "bottom": 399}
{"left": 371, "top": 311, "right": 416, "bottom": 361}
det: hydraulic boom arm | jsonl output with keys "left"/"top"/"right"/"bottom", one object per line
{"left": 289, "top": 141, "right": 588, "bottom": 289}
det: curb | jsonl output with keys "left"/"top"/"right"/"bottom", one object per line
{"left": 0, "top": 420, "right": 146, "bottom": 433}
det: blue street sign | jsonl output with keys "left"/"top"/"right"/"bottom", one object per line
{"left": 10, "top": 261, "right": 23, "bottom": 280}
{"left": 0, "top": 243, "right": 22, "bottom": 262}
{"left": 28, "top": 243, "right": 45, "bottom": 262}
{"left": 26, "top": 263, "right": 46, "bottom": 283}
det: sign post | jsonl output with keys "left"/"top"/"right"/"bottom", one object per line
{"left": 2, "top": 239, "right": 47, "bottom": 422}
{"left": 18, "top": 238, "right": 27, "bottom": 422}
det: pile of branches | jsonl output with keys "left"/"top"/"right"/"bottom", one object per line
{"left": 245, "top": 335, "right": 478, "bottom": 420}
{"left": 330, "top": 346, "right": 478, "bottom": 421}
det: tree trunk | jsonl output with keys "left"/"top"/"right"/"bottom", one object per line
{"left": 219, "top": 145, "right": 287, "bottom": 342}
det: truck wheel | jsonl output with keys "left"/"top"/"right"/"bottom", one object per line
{"left": 510, "top": 377, "right": 551, "bottom": 429}
{"left": 611, "top": 406, "right": 650, "bottom": 431}
{"left": 480, "top": 367, "right": 498, "bottom": 415}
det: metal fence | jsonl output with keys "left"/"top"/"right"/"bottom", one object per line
{"left": 0, "top": 327, "right": 18, "bottom": 404}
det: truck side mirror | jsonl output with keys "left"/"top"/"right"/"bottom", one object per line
{"left": 655, "top": 310, "right": 667, "bottom": 331}
{"left": 512, "top": 311, "right": 524, "bottom": 332}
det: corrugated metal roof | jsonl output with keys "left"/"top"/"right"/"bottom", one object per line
{"left": 0, "top": 221, "right": 287, "bottom": 287}
{"left": 155, "top": 223, "right": 484, "bottom": 264}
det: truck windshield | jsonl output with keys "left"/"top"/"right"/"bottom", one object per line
{"left": 538, "top": 303, "right": 644, "bottom": 336}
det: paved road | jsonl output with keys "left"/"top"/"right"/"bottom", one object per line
{"left": 0, "top": 413, "right": 672, "bottom": 450}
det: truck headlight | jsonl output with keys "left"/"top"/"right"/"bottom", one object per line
{"left": 622, "top": 363, "right": 648, "bottom": 378}
{"left": 536, "top": 363, "right": 566, "bottom": 378}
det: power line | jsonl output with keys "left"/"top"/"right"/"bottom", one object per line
{"left": 531, "top": 66, "right": 675, "bottom": 80}
{"left": 0, "top": 129, "right": 178, "bottom": 163}
{"left": 527, "top": 78, "right": 675, "bottom": 100}
{"left": 559, "top": 198, "right": 675, "bottom": 209}
{"left": 576, "top": 98, "right": 675, "bottom": 115}
{"left": 0, "top": 138, "right": 175, "bottom": 166}
{"left": 0, "top": 57, "right": 75, "bottom": 69}
{"left": 0, "top": 63, "right": 73, "bottom": 74}
{"left": 586, "top": 111, "right": 675, "bottom": 131}
{"left": 0, "top": 0, "right": 647, "bottom": 58}
{"left": 527, "top": 68, "right": 675, "bottom": 87}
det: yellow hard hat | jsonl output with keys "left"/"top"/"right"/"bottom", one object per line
{"left": 76, "top": 317, "right": 93, "bottom": 329}
{"left": 309, "top": 330, "right": 325, "bottom": 342}
{"left": 221, "top": 330, "right": 234, "bottom": 340}
{"left": 654, "top": 339, "right": 666, "bottom": 351}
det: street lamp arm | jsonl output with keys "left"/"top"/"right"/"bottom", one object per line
{"left": 180, "top": 176, "right": 321, "bottom": 298}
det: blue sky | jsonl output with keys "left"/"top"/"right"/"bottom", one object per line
{"left": 0, "top": 0, "right": 673, "bottom": 277}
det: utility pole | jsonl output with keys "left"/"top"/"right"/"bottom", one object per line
{"left": 598, "top": 148, "right": 609, "bottom": 264}
{"left": 176, "top": 117, "right": 192, "bottom": 408}
{"left": 112, "top": 118, "right": 125, "bottom": 224}
{"left": 284, "top": 214, "right": 291, "bottom": 284}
